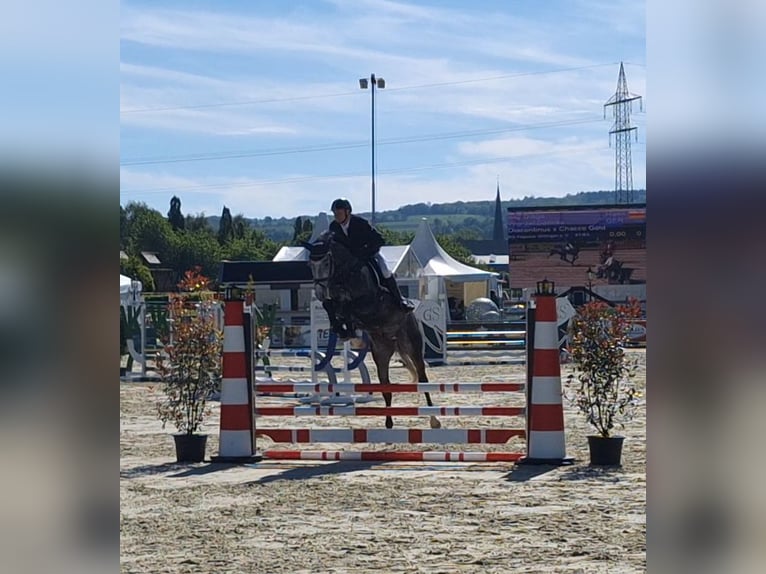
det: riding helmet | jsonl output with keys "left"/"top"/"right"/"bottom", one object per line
{"left": 331, "top": 198, "right": 352, "bottom": 212}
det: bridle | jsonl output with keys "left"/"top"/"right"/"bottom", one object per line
{"left": 308, "top": 240, "right": 333, "bottom": 288}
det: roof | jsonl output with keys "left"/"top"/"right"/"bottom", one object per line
{"left": 272, "top": 246, "right": 309, "bottom": 262}
{"left": 219, "top": 261, "right": 313, "bottom": 285}
{"left": 472, "top": 254, "right": 509, "bottom": 265}
{"left": 379, "top": 245, "right": 409, "bottom": 274}
{"left": 141, "top": 251, "right": 161, "bottom": 265}
{"left": 410, "top": 219, "right": 495, "bottom": 282}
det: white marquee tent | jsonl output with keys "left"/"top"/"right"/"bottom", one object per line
{"left": 120, "top": 274, "right": 142, "bottom": 307}
{"left": 409, "top": 218, "right": 495, "bottom": 282}
{"left": 120, "top": 274, "right": 132, "bottom": 305}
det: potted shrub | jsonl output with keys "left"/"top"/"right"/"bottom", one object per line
{"left": 565, "top": 298, "right": 642, "bottom": 466}
{"left": 156, "top": 269, "right": 222, "bottom": 462}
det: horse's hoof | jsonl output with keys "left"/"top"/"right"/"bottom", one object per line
{"left": 429, "top": 416, "right": 442, "bottom": 429}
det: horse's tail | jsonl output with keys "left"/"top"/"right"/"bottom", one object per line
{"left": 396, "top": 313, "right": 428, "bottom": 383}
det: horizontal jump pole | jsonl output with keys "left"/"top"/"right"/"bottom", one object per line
{"left": 447, "top": 358, "right": 526, "bottom": 366}
{"left": 254, "top": 365, "right": 353, "bottom": 374}
{"left": 447, "top": 340, "right": 525, "bottom": 346}
{"left": 254, "top": 365, "right": 314, "bottom": 372}
{"left": 254, "top": 349, "right": 313, "bottom": 357}
{"left": 253, "top": 382, "right": 525, "bottom": 394}
{"left": 263, "top": 450, "right": 524, "bottom": 462}
{"left": 255, "top": 406, "right": 526, "bottom": 417}
{"left": 447, "top": 331, "right": 526, "bottom": 337}
{"left": 256, "top": 428, "right": 525, "bottom": 444}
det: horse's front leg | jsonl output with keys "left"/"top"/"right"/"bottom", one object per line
{"left": 420, "top": 379, "right": 441, "bottom": 430}
{"left": 371, "top": 344, "right": 394, "bottom": 429}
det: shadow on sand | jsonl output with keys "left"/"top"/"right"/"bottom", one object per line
{"left": 245, "top": 461, "right": 378, "bottom": 485}
{"left": 120, "top": 461, "right": 254, "bottom": 479}
{"left": 502, "top": 459, "right": 625, "bottom": 482}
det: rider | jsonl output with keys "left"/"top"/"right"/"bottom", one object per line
{"left": 323, "top": 197, "right": 414, "bottom": 337}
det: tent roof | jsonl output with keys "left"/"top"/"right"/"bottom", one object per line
{"left": 379, "top": 245, "right": 409, "bottom": 274}
{"left": 309, "top": 212, "right": 330, "bottom": 242}
{"left": 120, "top": 274, "right": 132, "bottom": 294}
{"left": 272, "top": 246, "right": 309, "bottom": 262}
{"left": 410, "top": 218, "right": 495, "bottom": 282}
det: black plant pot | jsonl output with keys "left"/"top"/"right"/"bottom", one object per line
{"left": 587, "top": 436, "right": 624, "bottom": 466}
{"left": 173, "top": 434, "right": 208, "bottom": 463}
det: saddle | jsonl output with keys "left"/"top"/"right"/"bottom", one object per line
{"left": 360, "top": 259, "right": 385, "bottom": 291}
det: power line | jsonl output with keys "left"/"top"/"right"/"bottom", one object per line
{"left": 384, "top": 63, "right": 618, "bottom": 93}
{"left": 120, "top": 62, "right": 619, "bottom": 115}
{"left": 120, "top": 90, "right": 361, "bottom": 114}
{"left": 120, "top": 142, "right": 641, "bottom": 196}
{"left": 120, "top": 117, "right": 602, "bottom": 166}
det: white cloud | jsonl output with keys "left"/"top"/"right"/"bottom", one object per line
{"left": 120, "top": 130, "right": 644, "bottom": 219}
{"left": 120, "top": 1, "right": 645, "bottom": 217}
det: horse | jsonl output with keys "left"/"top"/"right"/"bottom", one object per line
{"left": 304, "top": 231, "right": 440, "bottom": 430}
{"left": 548, "top": 242, "right": 579, "bottom": 265}
{"left": 597, "top": 257, "right": 634, "bottom": 284}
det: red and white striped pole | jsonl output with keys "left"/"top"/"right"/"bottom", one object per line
{"left": 520, "top": 280, "right": 571, "bottom": 465}
{"left": 211, "top": 290, "right": 260, "bottom": 462}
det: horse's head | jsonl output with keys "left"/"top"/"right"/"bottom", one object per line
{"left": 304, "top": 231, "right": 358, "bottom": 275}
{"left": 303, "top": 231, "right": 374, "bottom": 305}
{"left": 303, "top": 232, "right": 334, "bottom": 299}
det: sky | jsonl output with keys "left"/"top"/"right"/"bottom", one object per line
{"left": 120, "top": 0, "right": 646, "bottom": 220}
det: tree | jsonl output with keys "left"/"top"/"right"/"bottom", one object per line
{"left": 167, "top": 196, "right": 185, "bottom": 231}
{"left": 217, "top": 206, "right": 234, "bottom": 245}
{"left": 186, "top": 212, "right": 212, "bottom": 234}
{"left": 231, "top": 213, "right": 251, "bottom": 240}
{"left": 124, "top": 201, "right": 175, "bottom": 262}
{"left": 377, "top": 225, "right": 413, "bottom": 246}
{"left": 223, "top": 228, "right": 279, "bottom": 261}
{"left": 291, "top": 216, "right": 313, "bottom": 244}
{"left": 120, "top": 205, "right": 128, "bottom": 249}
{"left": 170, "top": 230, "right": 223, "bottom": 282}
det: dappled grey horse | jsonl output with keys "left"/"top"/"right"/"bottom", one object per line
{"left": 305, "top": 231, "right": 440, "bottom": 429}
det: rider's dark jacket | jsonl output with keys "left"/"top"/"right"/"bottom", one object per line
{"left": 329, "top": 215, "right": 385, "bottom": 260}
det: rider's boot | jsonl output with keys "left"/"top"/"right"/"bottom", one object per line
{"left": 382, "top": 276, "right": 415, "bottom": 311}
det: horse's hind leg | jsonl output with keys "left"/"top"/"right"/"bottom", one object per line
{"left": 371, "top": 341, "right": 395, "bottom": 429}
{"left": 400, "top": 320, "right": 441, "bottom": 429}
{"left": 418, "top": 369, "right": 441, "bottom": 430}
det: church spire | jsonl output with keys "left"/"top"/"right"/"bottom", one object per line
{"left": 492, "top": 178, "right": 505, "bottom": 245}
